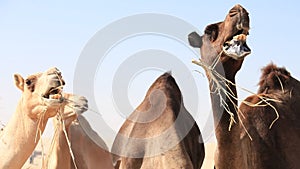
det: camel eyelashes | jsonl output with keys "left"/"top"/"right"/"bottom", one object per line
{"left": 25, "top": 78, "right": 36, "bottom": 92}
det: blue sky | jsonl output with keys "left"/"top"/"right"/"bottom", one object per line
{"left": 1, "top": 1, "right": 300, "bottom": 145}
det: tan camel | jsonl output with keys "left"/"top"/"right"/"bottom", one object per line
{"left": 112, "top": 73, "right": 205, "bottom": 169}
{"left": 188, "top": 4, "right": 251, "bottom": 169}
{"left": 0, "top": 67, "right": 67, "bottom": 169}
{"left": 69, "top": 115, "right": 114, "bottom": 169}
{"left": 44, "top": 94, "right": 87, "bottom": 169}
{"left": 45, "top": 95, "right": 114, "bottom": 169}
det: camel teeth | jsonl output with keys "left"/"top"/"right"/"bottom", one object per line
{"left": 50, "top": 94, "right": 61, "bottom": 100}
{"left": 233, "top": 34, "right": 247, "bottom": 41}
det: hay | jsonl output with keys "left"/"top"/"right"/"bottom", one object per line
{"left": 56, "top": 110, "right": 78, "bottom": 169}
{"left": 39, "top": 97, "right": 79, "bottom": 168}
{"left": 34, "top": 106, "right": 49, "bottom": 167}
{"left": 192, "top": 54, "right": 281, "bottom": 140}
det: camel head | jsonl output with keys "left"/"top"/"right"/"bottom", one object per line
{"left": 188, "top": 4, "right": 251, "bottom": 78}
{"left": 14, "top": 67, "right": 66, "bottom": 119}
{"left": 55, "top": 94, "right": 88, "bottom": 128}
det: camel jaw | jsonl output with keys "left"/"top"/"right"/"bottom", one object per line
{"left": 223, "top": 34, "right": 251, "bottom": 60}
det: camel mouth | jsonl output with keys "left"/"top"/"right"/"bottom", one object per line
{"left": 222, "top": 30, "right": 251, "bottom": 60}
{"left": 42, "top": 86, "right": 64, "bottom": 103}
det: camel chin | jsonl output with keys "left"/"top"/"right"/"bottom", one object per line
{"left": 223, "top": 32, "right": 251, "bottom": 60}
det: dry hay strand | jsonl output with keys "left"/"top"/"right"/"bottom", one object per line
{"left": 56, "top": 109, "right": 79, "bottom": 169}
{"left": 34, "top": 106, "right": 48, "bottom": 166}
{"left": 192, "top": 52, "right": 281, "bottom": 140}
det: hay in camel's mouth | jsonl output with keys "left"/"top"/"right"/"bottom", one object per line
{"left": 223, "top": 29, "right": 251, "bottom": 60}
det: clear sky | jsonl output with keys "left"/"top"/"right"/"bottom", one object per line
{"left": 1, "top": 1, "right": 300, "bottom": 146}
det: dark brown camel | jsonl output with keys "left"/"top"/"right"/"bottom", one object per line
{"left": 189, "top": 4, "right": 300, "bottom": 169}
{"left": 238, "top": 63, "right": 300, "bottom": 168}
{"left": 188, "top": 4, "right": 250, "bottom": 169}
{"left": 112, "top": 73, "right": 205, "bottom": 169}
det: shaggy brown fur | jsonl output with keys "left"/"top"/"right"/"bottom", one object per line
{"left": 112, "top": 73, "right": 205, "bottom": 169}
{"left": 258, "top": 63, "right": 291, "bottom": 94}
{"left": 239, "top": 63, "right": 300, "bottom": 169}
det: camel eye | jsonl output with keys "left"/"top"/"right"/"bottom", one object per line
{"left": 25, "top": 79, "right": 32, "bottom": 86}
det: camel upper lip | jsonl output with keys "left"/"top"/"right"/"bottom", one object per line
{"left": 222, "top": 29, "right": 251, "bottom": 60}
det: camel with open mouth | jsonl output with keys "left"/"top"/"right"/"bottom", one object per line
{"left": 0, "top": 67, "right": 85, "bottom": 169}
{"left": 188, "top": 4, "right": 252, "bottom": 169}
{"left": 189, "top": 4, "right": 300, "bottom": 169}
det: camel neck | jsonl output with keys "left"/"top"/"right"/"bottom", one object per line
{"left": 45, "top": 122, "right": 71, "bottom": 169}
{"left": 207, "top": 74, "right": 243, "bottom": 168}
{"left": 207, "top": 74, "right": 239, "bottom": 139}
{"left": 0, "top": 100, "right": 48, "bottom": 169}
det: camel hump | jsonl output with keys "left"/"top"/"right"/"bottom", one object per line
{"left": 111, "top": 72, "right": 204, "bottom": 168}
{"left": 146, "top": 72, "right": 182, "bottom": 104}
{"left": 258, "top": 63, "right": 291, "bottom": 94}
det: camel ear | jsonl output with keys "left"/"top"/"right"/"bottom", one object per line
{"left": 14, "top": 74, "right": 24, "bottom": 91}
{"left": 188, "top": 32, "right": 203, "bottom": 48}
{"left": 204, "top": 23, "right": 219, "bottom": 41}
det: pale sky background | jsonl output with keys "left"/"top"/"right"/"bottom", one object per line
{"left": 1, "top": 1, "right": 300, "bottom": 147}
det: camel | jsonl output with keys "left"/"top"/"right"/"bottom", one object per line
{"left": 69, "top": 115, "right": 114, "bottom": 169}
{"left": 189, "top": 4, "right": 300, "bottom": 169}
{"left": 45, "top": 95, "right": 114, "bottom": 169}
{"left": 44, "top": 94, "right": 87, "bottom": 169}
{"left": 0, "top": 67, "right": 67, "bottom": 169}
{"left": 237, "top": 63, "right": 300, "bottom": 168}
{"left": 188, "top": 4, "right": 251, "bottom": 169}
{"left": 112, "top": 73, "right": 205, "bottom": 169}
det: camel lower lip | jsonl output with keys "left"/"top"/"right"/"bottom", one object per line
{"left": 42, "top": 96, "right": 64, "bottom": 105}
{"left": 223, "top": 51, "right": 248, "bottom": 60}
